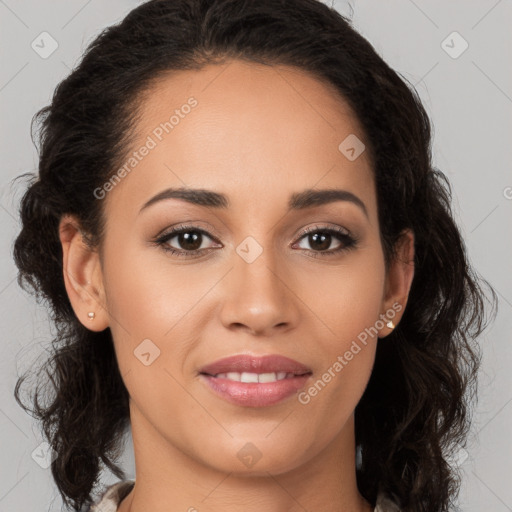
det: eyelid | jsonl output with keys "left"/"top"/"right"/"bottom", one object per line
{"left": 296, "top": 223, "right": 351, "bottom": 238}
{"left": 153, "top": 220, "right": 220, "bottom": 240}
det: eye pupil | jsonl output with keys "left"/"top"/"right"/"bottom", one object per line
{"left": 309, "top": 232, "right": 331, "bottom": 251}
{"left": 179, "top": 231, "right": 202, "bottom": 251}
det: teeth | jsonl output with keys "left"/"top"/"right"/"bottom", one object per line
{"left": 214, "top": 372, "right": 294, "bottom": 383}
{"left": 241, "top": 372, "right": 259, "bottom": 383}
{"left": 258, "top": 372, "right": 278, "bottom": 383}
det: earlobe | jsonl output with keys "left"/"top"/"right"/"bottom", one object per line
{"left": 378, "top": 229, "right": 415, "bottom": 338}
{"left": 58, "top": 214, "right": 109, "bottom": 332}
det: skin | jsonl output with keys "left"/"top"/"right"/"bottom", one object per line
{"left": 59, "top": 59, "right": 414, "bottom": 512}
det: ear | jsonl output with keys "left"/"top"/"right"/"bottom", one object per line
{"left": 58, "top": 214, "right": 109, "bottom": 332}
{"left": 377, "top": 229, "right": 415, "bottom": 338}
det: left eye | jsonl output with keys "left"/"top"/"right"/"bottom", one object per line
{"left": 292, "top": 226, "right": 358, "bottom": 257}
{"left": 295, "top": 229, "right": 343, "bottom": 252}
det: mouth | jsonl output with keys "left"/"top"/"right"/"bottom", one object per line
{"left": 202, "top": 371, "right": 309, "bottom": 383}
{"left": 198, "top": 354, "right": 312, "bottom": 407}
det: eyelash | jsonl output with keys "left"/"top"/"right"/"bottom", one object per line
{"left": 153, "top": 223, "right": 358, "bottom": 259}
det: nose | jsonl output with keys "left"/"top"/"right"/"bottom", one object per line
{"left": 218, "top": 244, "right": 300, "bottom": 337}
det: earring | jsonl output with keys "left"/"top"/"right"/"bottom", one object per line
{"left": 386, "top": 320, "right": 395, "bottom": 329}
{"left": 87, "top": 312, "right": 96, "bottom": 320}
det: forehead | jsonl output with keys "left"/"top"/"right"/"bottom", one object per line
{"left": 103, "top": 59, "right": 376, "bottom": 222}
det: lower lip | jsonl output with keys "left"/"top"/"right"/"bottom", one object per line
{"left": 199, "top": 373, "right": 311, "bottom": 407}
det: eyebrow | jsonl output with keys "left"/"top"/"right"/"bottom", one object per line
{"left": 139, "top": 187, "right": 368, "bottom": 218}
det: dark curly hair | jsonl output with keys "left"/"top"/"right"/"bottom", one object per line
{"left": 12, "top": 0, "right": 497, "bottom": 510}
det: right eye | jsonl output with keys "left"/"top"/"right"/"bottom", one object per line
{"left": 154, "top": 224, "right": 222, "bottom": 258}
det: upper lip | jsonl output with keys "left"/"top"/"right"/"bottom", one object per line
{"left": 199, "top": 354, "right": 312, "bottom": 376}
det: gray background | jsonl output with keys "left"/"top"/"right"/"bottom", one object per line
{"left": 0, "top": 0, "right": 510, "bottom": 510}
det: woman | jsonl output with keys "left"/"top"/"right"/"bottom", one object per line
{"left": 12, "top": 0, "right": 496, "bottom": 511}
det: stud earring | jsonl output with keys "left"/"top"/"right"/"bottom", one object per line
{"left": 88, "top": 312, "right": 96, "bottom": 320}
{"left": 386, "top": 320, "right": 395, "bottom": 329}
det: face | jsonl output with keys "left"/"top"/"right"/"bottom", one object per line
{"left": 60, "top": 59, "right": 414, "bottom": 477}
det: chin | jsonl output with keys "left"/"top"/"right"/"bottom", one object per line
{"left": 195, "top": 437, "right": 309, "bottom": 476}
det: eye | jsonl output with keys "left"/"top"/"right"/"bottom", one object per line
{"left": 292, "top": 225, "right": 358, "bottom": 257}
{"left": 154, "top": 224, "right": 221, "bottom": 258}
{"left": 153, "top": 223, "right": 358, "bottom": 259}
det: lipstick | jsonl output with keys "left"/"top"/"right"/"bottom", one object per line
{"left": 199, "top": 354, "right": 312, "bottom": 407}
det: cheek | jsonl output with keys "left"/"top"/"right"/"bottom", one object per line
{"left": 297, "top": 248, "right": 385, "bottom": 403}
{"left": 101, "top": 237, "right": 208, "bottom": 390}
{"left": 300, "top": 249, "right": 386, "bottom": 344}
{"left": 101, "top": 243, "right": 203, "bottom": 435}
{"left": 102, "top": 235, "right": 207, "bottom": 334}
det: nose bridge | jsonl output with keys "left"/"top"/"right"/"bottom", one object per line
{"left": 219, "top": 231, "right": 298, "bottom": 334}
{"left": 235, "top": 232, "right": 284, "bottom": 303}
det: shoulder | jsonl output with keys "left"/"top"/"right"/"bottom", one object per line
{"left": 86, "top": 479, "right": 135, "bottom": 512}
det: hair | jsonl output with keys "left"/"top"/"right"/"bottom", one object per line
{"left": 12, "top": 0, "right": 497, "bottom": 510}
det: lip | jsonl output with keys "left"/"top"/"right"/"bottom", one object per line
{"left": 198, "top": 354, "right": 312, "bottom": 408}
{"left": 199, "top": 354, "right": 312, "bottom": 376}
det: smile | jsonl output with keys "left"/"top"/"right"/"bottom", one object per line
{"left": 210, "top": 371, "right": 297, "bottom": 383}
{"left": 198, "top": 354, "right": 313, "bottom": 407}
